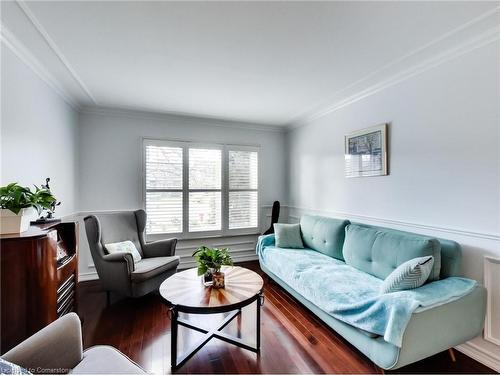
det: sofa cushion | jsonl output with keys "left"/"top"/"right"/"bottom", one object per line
{"left": 71, "top": 346, "right": 146, "bottom": 374}
{"left": 131, "top": 256, "right": 179, "bottom": 282}
{"left": 300, "top": 215, "right": 349, "bottom": 260}
{"left": 274, "top": 223, "right": 304, "bottom": 248}
{"left": 381, "top": 256, "right": 434, "bottom": 294}
{"left": 438, "top": 238, "right": 462, "bottom": 278}
{"left": 342, "top": 224, "right": 441, "bottom": 281}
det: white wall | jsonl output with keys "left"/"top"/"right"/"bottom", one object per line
{"left": 1, "top": 47, "right": 79, "bottom": 216}
{"left": 3, "top": 13, "right": 499, "bottom": 370}
{"left": 78, "top": 109, "right": 286, "bottom": 211}
{"left": 76, "top": 108, "right": 287, "bottom": 279}
{"left": 286, "top": 41, "right": 500, "bottom": 370}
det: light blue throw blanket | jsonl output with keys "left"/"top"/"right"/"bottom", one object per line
{"left": 257, "top": 235, "right": 477, "bottom": 347}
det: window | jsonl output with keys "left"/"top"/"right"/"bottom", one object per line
{"left": 228, "top": 150, "right": 258, "bottom": 229}
{"left": 188, "top": 148, "right": 222, "bottom": 232}
{"left": 144, "top": 139, "right": 259, "bottom": 236}
{"left": 145, "top": 145, "right": 183, "bottom": 234}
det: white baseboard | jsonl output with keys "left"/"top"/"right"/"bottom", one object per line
{"left": 79, "top": 271, "right": 99, "bottom": 282}
{"left": 456, "top": 342, "right": 500, "bottom": 373}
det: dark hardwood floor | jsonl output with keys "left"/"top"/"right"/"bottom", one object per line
{"left": 78, "top": 261, "right": 494, "bottom": 374}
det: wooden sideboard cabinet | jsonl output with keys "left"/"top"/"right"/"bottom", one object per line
{"left": 0, "top": 221, "right": 79, "bottom": 354}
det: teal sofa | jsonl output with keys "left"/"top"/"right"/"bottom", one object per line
{"left": 257, "top": 215, "right": 486, "bottom": 370}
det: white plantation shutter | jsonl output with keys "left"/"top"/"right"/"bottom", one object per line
{"left": 146, "top": 145, "right": 183, "bottom": 189}
{"left": 144, "top": 140, "right": 258, "bottom": 235}
{"left": 146, "top": 192, "right": 182, "bottom": 233}
{"left": 145, "top": 145, "right": 183, "bottom": 234}
{"left": 228, "top": 150, "right": 258, "bottom": 229}
{"left": 189, "top": 192, "right": 222, "bottom": 231}
{"left": 189, "top": 149, "right": 221, "bottom": 189}
{"left": 188, "top": 148, "right": 222, "bottom": 232}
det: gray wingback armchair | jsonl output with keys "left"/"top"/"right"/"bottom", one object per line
{"left": 84, "top": 209, "right": 179, "bottom": 298}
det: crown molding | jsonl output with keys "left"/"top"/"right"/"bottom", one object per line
{"left": 3, "top": 2, "right": 499, "bottom": 129}
{"left": 0, "top": 23, "right": 80, "bottom": 110}
{"left": 286, "top": 6, "right": 500, "bottom": 129}
{"left": 15, "top": 0, "right": 97, "bottom": 105}
{"left": 80, "top": 105, "right": 287, "bottom": 133}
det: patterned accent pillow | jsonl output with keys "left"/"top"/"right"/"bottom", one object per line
{"left": 380, "top": 256, "right": 434, "bottom": 294}
{"left": 0, "top": 358, "right": 32, "bottom": 374}
{"left": 104, "top": 240, "right": 142, "bottom": 263}
{"left": 274, "top": 223, "right": 304, "bottom": 249}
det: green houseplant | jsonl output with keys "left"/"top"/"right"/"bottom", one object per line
{"left": 0, "top": 182, "right": 58, "bottom": 234}
{"left": 192, "top": 246, "right": 233, "bottom": 288}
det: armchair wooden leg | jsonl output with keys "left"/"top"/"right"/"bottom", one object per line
{"left": 106, "top": 291, "right": 111, "bottom": 306}
{"left": 448, "top": 348, "right": 456, "bottom": 362}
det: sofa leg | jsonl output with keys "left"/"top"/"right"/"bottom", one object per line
{"left": 448, "top": 348, "right": 456, "bottom": 362}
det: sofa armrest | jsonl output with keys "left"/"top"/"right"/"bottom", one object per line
{"left": 142, "top": 238, "right": 177, "bottom": 258}
{"left": 257, "top": 234, "right": 275, "bottom": 256}
{"left": 2, "top": 313, "right": 83, "bottom": 372}
{"left": 391, "top": 284, "right": 486, "bottom": 370}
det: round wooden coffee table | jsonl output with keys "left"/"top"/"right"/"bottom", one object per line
{"left": 160, "top": 266, "right": 264, "bottom": 370}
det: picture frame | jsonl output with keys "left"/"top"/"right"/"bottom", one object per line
{"left": 344, "top": 123, "right": 388, "bottom": 178}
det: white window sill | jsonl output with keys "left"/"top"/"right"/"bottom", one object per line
{"left": 146, "top": 230, "right": 262, "bottom": 242}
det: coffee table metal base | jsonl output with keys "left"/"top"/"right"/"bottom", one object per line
{"left": 169, "top": 293, "right": 263, "bottom": 371}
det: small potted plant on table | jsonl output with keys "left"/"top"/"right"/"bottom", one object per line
{"left": 192, "top": 246, "right": 233, "bottom": 288}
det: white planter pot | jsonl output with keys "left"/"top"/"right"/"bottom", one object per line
{"left": 0, "top": 208, "right": 37, "bottom": 234}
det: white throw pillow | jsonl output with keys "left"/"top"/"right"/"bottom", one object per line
{"left": 380, "top": 256, "right": 434, "bottom": 294}
{"left": 104, "top": 240, "right": 142, "bottom": 263}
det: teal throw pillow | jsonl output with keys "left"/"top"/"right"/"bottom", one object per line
{"left": 381, "top": 256, "right": 434, "bottom": 294}
{"left": 274, "top": 223, "right": 304, "bottom": 249}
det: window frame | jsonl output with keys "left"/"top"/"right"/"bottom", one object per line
{"left": 143, "top": 138, "right": 260, "bottom": 240}
{"left": 227, "top": 146, "right": 260, "bottom": 230}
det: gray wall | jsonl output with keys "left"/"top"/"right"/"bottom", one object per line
{"left": 1, "top": 47, "right": 79, "bottom": 216}
{"left": 78, "top": 109, "right": 286, "bottom": 211}
{"left": 76, "top": 108, "right": 287, "bottom": 279}
{"left": 286, "top": 40, "right": 500, "bottom": 369}
{"left": 2, "top": 23, "right": 499, "bottom": 370}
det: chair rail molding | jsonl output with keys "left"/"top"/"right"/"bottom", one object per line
{"left": 74, "top": 207, "right": 281, "bottom": 281}
{"left": 287, "top": 205, "right": 500, "bottom": 372}
{"left": 287, "top": 206, "right": 500, "bottom": 242}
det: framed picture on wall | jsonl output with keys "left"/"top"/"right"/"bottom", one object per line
{"left": 344, "top": 123, "right": 388, "bottom": 178}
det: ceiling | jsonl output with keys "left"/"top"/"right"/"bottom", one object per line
{"left": 1, "top": 1, "right": 498, "bottom": 126}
